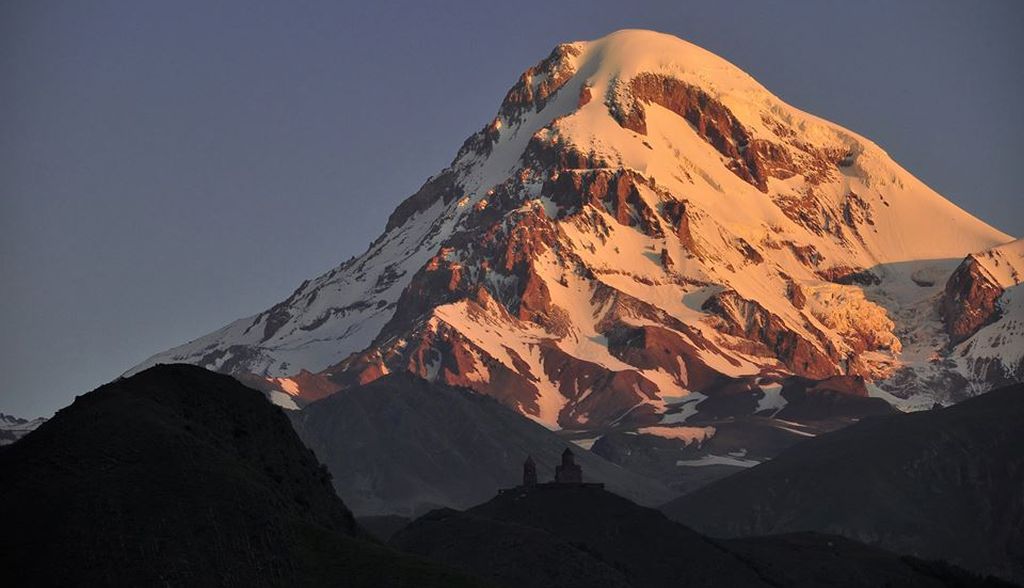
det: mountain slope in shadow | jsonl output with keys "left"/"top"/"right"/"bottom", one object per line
{"left": 663, "top": 383, "right": 1024, "bottom": 583}
{"left": 289, "top": 372, "right": 674, "bottom": 516}
{"left": 0, "top": 364, "right": 481, "bottom": 587}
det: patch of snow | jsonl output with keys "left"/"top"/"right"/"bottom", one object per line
{"left": 755, "top": 383, "right": 786, "bottom": 415}
{"left": 972, "top": 238, "right": 1024, "bottom": 289}
{"left": 659, "top": 393, "right": 705, "bottom": 424}
{"left": 637, "top": 425, "right": 715, "bottom": 444}
{"left": 268, "top": 391, "right": 300, "bottom": 411}
{"left": 570, "top": 437, "right": 598, "bottom": 450}
{"left": 676, "top": 454, "right": 761, "bottom": 468}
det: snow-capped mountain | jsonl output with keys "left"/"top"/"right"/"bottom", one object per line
{"left": 130, "top": 29, "right": 1019, "bottom": 430}
{"left": 0, "top": 413, "right": 45, "bottom": 446}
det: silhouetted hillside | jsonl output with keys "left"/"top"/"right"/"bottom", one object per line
{"left": 0, "top": 364, "right": 482, "bottom": 587}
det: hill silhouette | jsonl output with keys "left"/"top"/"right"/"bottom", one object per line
{"left": 0, "top": 364, "right": 481, "bottom": 587}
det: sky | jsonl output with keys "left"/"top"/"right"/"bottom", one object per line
{"left": 1, "top": 0, "right": 1022, "bottom": 418}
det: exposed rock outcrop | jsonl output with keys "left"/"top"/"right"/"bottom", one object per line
{"left": 941, "top": 256, "right": 1006, "bottom": 346}
{"left": 702, "top": 289, "right": 837, "bottom": 379}
{"left": 610, "top": 73, "right": 799, "bottom": 192}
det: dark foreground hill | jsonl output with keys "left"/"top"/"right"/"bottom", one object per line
{"left": 289, "top": 372, "right": 673, "bottom": 516}
{"left": 663, "top": 383, "right": 1024, "bottom": 583}
{"left": 391, "top": 484, "right": 1011, "bottom": 588}
{"left": 0, "top": 364, "right": 481, "bottom": 587}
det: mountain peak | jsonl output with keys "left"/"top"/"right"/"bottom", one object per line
{"left": 571, "top": 28, "right": 765, "bottom": 94}
{"left": 130, "top": 31, "right": 1020, "bottom": 429}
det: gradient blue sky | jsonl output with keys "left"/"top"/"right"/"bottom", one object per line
{"left": 2, "top": 0, "right": 1021, "bottom": 418}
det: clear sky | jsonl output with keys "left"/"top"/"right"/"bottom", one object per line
{"left": 2, "top": 0, "right": 1021, "bottom": 418}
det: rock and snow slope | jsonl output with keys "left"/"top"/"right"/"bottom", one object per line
{"left": 0, "top": 413, "right": 45, "bottom": 446}
{"left": 944, "top": 238, "right": 1024, "bottom": 392}
{"left": 130, "top": 29, "right": 1019, "bottom": 430}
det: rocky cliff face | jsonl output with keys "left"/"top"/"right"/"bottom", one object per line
{"left": 130, "top": 30, "right": 1018, "bottom": 432}
{"left": 942, "top": 258, "right": 1006, "bottom": 346}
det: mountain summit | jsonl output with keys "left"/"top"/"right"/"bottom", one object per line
{"left": 131, "top": 30, "right": 1020, "bottom": 430}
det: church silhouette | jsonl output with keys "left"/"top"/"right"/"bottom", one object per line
{"left": 512, "top": 449, "right": 603, "bottom": 490}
